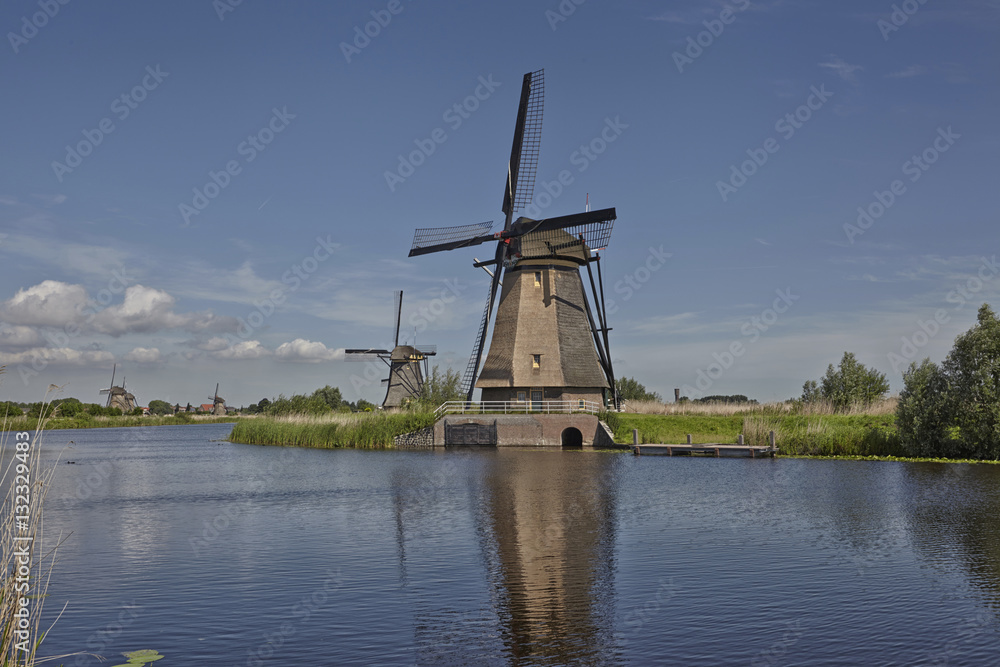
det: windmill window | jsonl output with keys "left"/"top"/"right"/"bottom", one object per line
{"left": 534, "top": 271, "right": 542, "bottom": 287}
{"left": 578, "top": 399, "right": 585, "bottom": 410}
{"left": 532, "top": 354, "right": 541, "bottom": 368}
{"left": 517, "top": 391, "right": 526, "bottom": 402}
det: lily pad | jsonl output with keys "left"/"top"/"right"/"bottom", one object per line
{"left": 109, "top": 648, "right": 165, "bottom": 666}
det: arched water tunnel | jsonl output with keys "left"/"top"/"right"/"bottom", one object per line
{"left": 561, "top": 427, "right": 583, "bottom": 448}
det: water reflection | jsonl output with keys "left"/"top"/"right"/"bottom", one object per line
{"left": 901, "top": 463, "right": 1000, "bottom": 611}
{"left": 478, "top": 450, "right": 619, "bottom": 664}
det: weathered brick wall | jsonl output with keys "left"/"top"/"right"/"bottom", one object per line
{"left": 434, "top": 414, "right": 614, "bottom": 447}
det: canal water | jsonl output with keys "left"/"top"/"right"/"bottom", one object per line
{"left": 9, "top": 424, "right": 1000, "bottom": 665}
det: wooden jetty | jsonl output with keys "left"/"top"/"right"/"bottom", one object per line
{"left": 630, "top": 430, "right": 778, "bottom": 458}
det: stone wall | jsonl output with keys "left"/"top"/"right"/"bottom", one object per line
{"left": 393, "top": 425, "right": 434, "bottom": 448}
{"left": 433, "top": 413, "right": 618, "bottom": 447}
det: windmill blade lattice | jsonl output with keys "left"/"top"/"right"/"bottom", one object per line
{"left": 409, "top": 221, "right": 494, "bottom": 257}
{"left": 503, "top": 69, "right": 544, "bottom": 218}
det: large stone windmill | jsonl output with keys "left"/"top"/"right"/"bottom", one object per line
{"left": 408, "top": 69, "right": 618, "bottom": 410}
{"left": 345, "top": 291, "right": 436, "bottom": 408}
{"left": 99, "top": 364, "right": 137, "bottom": 412}
{"left": 208, "top": 383, "right": 226, "bottom": 415}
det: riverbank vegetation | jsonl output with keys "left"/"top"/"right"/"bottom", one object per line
{"left": 1, "top": 378, "right": 62, "bottom": 666}
{"left": 896, "top": 304, "right": 1000, "bottom": 460}
{"left": 229, "top": 411, "right": 436, "bottom": 448}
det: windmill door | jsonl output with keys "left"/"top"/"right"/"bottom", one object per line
{"left": 445, "top": 421, "right": 497, "bottom": 446}
{"left": 531, "top": 389, "right": 543, "bottom": 411}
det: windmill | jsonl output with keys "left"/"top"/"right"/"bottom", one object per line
{"left": 407, "top": 69, "right": 619, "bottom": 409}
{"left": 345, "top": 291, "right": 437, "bottom": 408}
{"left": 208, "top": 383, "right": 226, "bottom": 415}
{"left": 99, "top": 363, "right": 137, "bottom": 412}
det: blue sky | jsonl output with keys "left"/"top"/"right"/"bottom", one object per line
{"left": 1, "top": 0, "right": 997, "bottom": 407}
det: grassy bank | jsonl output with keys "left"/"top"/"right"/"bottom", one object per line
{"left": 228, "top": 412, "right": 437, "bottom": 449}
{"left": 602, "top": 411, "right": 904, "bottom": 458}
{"left": 0, "top": 413, "right": 239, "bottom": 431}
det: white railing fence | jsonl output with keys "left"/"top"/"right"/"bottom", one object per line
{"left": 434, "top": 400, "right": 603, "bottom": 417}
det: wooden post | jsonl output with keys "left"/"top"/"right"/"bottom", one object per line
{"left": 769, "top": 430, "right": 776, "bottom": 449}
{"left": 632, "top": 429, "right": 639, "bottom": 447}
{"left": 738, "top": 434, "right": 744, "bottom": 446}
{"left": 686, "top": 434, "right": 692, "bottom": 444}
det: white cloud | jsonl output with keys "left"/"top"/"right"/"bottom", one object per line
{"left": 0, "top": 280, "right": 89, "bottom": 326}
{"left": 91, "top": 285, "right": 232, "bottom": 336}
{"left": 0, "top": 281, "right": 237, "bottom": 338}
{"left": 213, "top": 340, "right": 270, "bottom": 360}
{"left": 0, "top": 324, "right": 42, "bottom": 349}
{"left": 195, "top": 336, "right": 233, "bottom": 352}
{"left": 275, "top": 338, "right": 344, "bottom": 363}
{"left": 0, "top": 347, "right": 113, "bottom": 367}
{"left": 819, "top": 55, "right": 864, "bottom": 85}
{"left": 123, "top": 347, "right": 162, "bottom": 363}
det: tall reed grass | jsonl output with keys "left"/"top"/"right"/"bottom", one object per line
{"left": 0, "top": 412, "right": 237, "bottom": 432}
{"left": 2, "top": 384, "right": 67, "bottom": 666}
{"left": 229, "top": 411, "right": 437, "bottom": 448}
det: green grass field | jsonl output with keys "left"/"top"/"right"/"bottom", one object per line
{"left": 602, "top": 411, "right": 904, "bottom": 457}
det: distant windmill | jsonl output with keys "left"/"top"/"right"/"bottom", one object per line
{"left": 99, "top": 363, "right": 137, "bottom": 412}
{"left": 208, "top": 383, "right": 226, "bottom": 416}
{"left": 345, "top": 291, "right": 436, "bottom": 408}
{"left": 407, "top": 69, "right": 619, "bottom": 409}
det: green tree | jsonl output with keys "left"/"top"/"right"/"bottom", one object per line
{"left": 148, "top": 399, "right": 173, "bottom": 415}
{"left": 941, "top": 304, "right": 1000, "bottom": 458}
{"left": 266, "top": 393, "right": 331, "bottom": 415}
{"left": 54, "top": 397, "right": 85, "bottom": 417}
{"left": 312, "top": 385, "right": 346, "bottom": 411}
{"left": 615, "top": 377, "right": 663, "bottom": 403}
{"left": 0, "top": 401, "right": 23, "bottom": 419}
{"left": 354, "top": 398, "right": 375, "bottom": 412}
{"left": 897, "top": 359, "right": 955, "bottom": 457}
{"left": 800, "top": 380, "right": 820, "bottom": 404}
{"left": 419, "top": 366, "right": 464, "bottom": 407}
{"left": 817, "top": 352, "right": 889, "bottom": 411}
